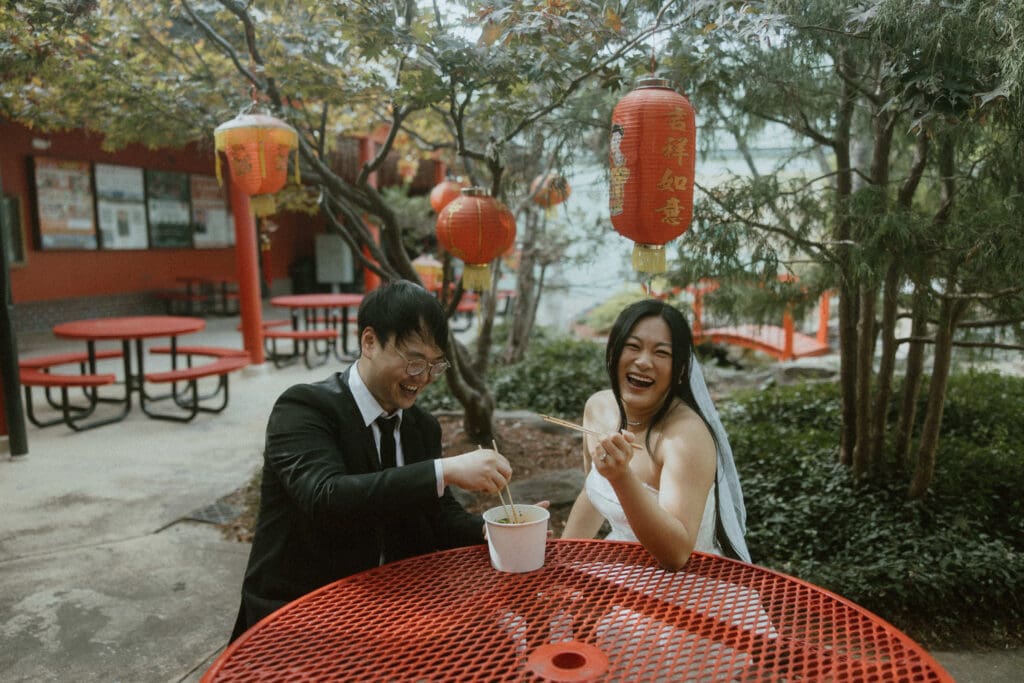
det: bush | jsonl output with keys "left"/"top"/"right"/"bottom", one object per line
{"left": 417, "top": 332, "right": 605, "bottom": 418}
{"left": 490, "top": 336, "right": 605, "bottom": 417}
{"left": 725, "top": 375, "right": 1024, "bottom": 648}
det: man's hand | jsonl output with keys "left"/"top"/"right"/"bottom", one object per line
{"left": 442, "top": 448, "right": 512, "bottom": 492}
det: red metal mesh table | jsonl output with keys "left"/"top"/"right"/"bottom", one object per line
{"left": 204, "top": 540, "right": 952, "bottom": 682}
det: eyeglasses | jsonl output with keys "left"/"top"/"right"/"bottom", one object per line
{"left": 393, "top": 346, "right": 450, "bottom": 378}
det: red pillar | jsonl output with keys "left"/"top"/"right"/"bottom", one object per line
{"left": 817, "top": 291, "right": 831, "bottom": 345}
{"left": 231, "top": 186, "right": 265, "bottom": 364}
{"left": 782, "top": 307, "right": 795, "bottom": 361}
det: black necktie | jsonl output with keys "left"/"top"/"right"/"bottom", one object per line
{"left": 376, "top": 415, "right": 398, "bottom": 469}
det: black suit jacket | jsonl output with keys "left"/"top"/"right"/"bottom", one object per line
{"left": 231, "top": 368, "right": 484, "bottom": 641}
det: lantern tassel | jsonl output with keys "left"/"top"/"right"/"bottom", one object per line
{"left": 462, "top": 263, "right": 492, "bottom": 291}
{"left": 215, "top": 153, "right": 223, "bottom": 187}
{"left": 632, "top": 243, "right": 667, "bottom": 274}
{"left": 252, "top": 194, "right": 277, "bottom": 218}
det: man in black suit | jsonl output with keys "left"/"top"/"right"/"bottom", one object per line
{"left": 230, "top": 280, "right": 513, "bottom": 641}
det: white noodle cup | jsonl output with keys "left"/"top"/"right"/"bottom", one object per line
{"left": 483, "top": 504, "right": 550, "bottom": 573}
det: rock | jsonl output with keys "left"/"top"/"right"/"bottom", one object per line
{"left": 773, "top": 363, "right": 838, "bottom": 384}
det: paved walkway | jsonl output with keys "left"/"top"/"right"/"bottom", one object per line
{"left": 0, "top": 310, "right": 1019, "bottom": 681}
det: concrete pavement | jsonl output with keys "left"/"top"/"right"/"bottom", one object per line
{"left": 1, "top": 310, "right": 1019, "bottom": 681}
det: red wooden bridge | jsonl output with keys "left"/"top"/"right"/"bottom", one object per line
{"left": 685, "top": 280, "right": 832, "bottom": 362}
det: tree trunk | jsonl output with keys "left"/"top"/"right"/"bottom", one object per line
{"left": 893, "top": 287, "right": 928, "bottom": 470}
{"left": 851, "top": 283, "right": 877, "bottom": 478}
{"left": 867, "top": 260, "right": 902, "bottom": 470}
{"left": 445, "top": 335, "right": 497, "bottom": 446}
{"left": 908, "top": 299, "right": 965, "bottom": 499}
{"left": 834, "top": 64, "right": 858, "bottom": 466}
{"left": 503, "top": 212, "right": 541, "bottom": 364}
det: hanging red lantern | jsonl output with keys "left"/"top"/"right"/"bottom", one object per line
{"left": 214, "top": 108, "right": 299, "bottom": 218}
{"left": 435, "top": 188, "right": 516, "bottom": 291}
{"left": 609, "top": 77, "right": 696, "bottom": 273}
{"left": 430, "top": 178, "right": 468, "bottom": 214}
{"left": 495, "top": 199, "right": 517, "bottom": 256}
{"left": 530, "top": 173, "right": 571, "bottom": 208}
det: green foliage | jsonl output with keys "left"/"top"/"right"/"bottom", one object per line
{"left": 726, "top": 376, "right": 1024, "bottom": 648}
{"left": 490, "top": 336, "right": 605, "bottom": 418}
{"left": 576, "top": 287, "right": 650, "bottom": 334}
{"left": 417, "top": 330, "right": 605, "bottom": 419}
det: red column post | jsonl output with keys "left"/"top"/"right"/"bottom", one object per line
{"left": 231, "top": 186, "right": 265, "bottom": 364}
{"left": 782, "top": 307, "right": 795, "bottom": 360}
{"left": 817, "top": 291, "right": 831, "bottom": 345}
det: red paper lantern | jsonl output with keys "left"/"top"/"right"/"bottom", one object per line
{"left": 495, "top": 199, "right": 517, "bottom": 256}
{"left": 609, "top": 78, "right": 696, "bottom": 273}
{"left": 215, "top": 110, "right": 299, "bottom": 217}
{"left": 530, "top": 173, "right": 571, "bottom": 208}
{"left": 435, "top": 188, "right": 517, "bottom": 290}
{"left": 430, "top": 178, "right": 468, "bottom": 214}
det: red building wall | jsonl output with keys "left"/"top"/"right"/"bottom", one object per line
{"left": 1, "top": 119, "right": 318, "bottom": 304}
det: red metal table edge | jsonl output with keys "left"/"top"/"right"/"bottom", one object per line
{"left": 201, "top": 539, "right": 955, "bottom": 682}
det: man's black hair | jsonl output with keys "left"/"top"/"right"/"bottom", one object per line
{"left": 357, "top": 280, "right": 449, "bottom": 356}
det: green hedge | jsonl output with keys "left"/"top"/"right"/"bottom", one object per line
{"left": 417, "top": 334, "right": 606, "bottom": 418}
{"left": 725, "top": 375, "right": 1024, "bottom": 648}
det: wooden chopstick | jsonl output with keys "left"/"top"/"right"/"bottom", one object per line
{"left": 539, "top": 414, "right": 643, "bottom": 449}
{"left": 487, "top": 441, "right": 520, "bottom": 524}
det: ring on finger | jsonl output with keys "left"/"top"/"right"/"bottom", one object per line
{"left": 597, "top": 448, "right": 607, "bottom": 461}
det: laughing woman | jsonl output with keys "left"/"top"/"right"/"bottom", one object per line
{"left": 562, "top": 299, "right": 751, "bottom": 569}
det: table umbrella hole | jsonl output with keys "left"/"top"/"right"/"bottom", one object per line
{"left": 526, "top": 641, "right": 609, "bottom": 682}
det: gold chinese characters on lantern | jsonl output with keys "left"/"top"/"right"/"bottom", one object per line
{"left": 214, "top": 108, "right": 299, "bottom": 217}
{"left": 609, "top": 78, "right": 696, "bottom": 273}
{"left": 435, "top": 188, "right": 516, "bottom": 291}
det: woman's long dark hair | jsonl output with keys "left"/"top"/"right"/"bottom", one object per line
{"left": 605, "top": 299, "right": 709, "bottom": 450}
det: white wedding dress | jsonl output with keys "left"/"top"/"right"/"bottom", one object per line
{"left": 584, "top": 466, "right": 723, "bottom": 554}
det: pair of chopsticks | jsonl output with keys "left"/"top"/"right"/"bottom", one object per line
{"left": 539, "top": 414, "right": 643, "bottom": 449}
{"left": 486, "top": 440, "right": 521, "bottom": 524}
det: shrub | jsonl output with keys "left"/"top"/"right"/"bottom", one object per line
{"left": 417, "top": 331, "right": 605, "bottom": 419}
{"left": 725, "top": 373, "right": 1024, "bottom": 648}
{"left": 490, "top": 336, "right": 605, "bottom": 417}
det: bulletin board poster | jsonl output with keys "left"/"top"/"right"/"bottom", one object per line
{"left": 190, "top": 174, "right": 234, "bottom": 248}
{"left": 146, "top": 169, "right": 192, "bottom": 248}
{"left": 33, "top": 157, "right": 97, "bottom": 250}
{"left": 95, "top": 163, "right": 148, "bottom": 250}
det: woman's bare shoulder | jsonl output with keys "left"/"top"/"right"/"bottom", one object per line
{"left": 662, "top": 401, "right": 715, "bottom": 454}
{"left": 583, "top": 390, "right": 617, "bottom": 425}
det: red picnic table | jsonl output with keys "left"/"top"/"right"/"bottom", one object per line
{"left": 22, "top": 316, "right": 247, "bottom": 428}
{"left": 202, "top": 539, "right": 952, "bottom": 682}
{"left": 267, "top": 293, "right": 364, "bottom": 368}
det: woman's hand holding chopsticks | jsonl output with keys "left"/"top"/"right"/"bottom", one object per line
{"left": 441, "top": 447, "right": 511, "bottom": 493}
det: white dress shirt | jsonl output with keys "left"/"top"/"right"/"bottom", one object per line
{"left": 349, "top": 360, "right": 445, "bottom": 497}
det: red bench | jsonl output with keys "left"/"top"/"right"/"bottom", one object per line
{"left": 141, "top": 354, "right": 249, "bottom": 422}
{"left": 19, "top": 349, "right": 123, "bottom": 369}
{"left": 19, "top": 355, "right": 123, "bottom": 431}
{"left": 157, "top": 290, "right": 209, "bottom": 315}
{"left": 264, "top": 328, "right": 339, "bottom": 369}
{"left": 150, "top": 345, "right": 249, "bottom": 359}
